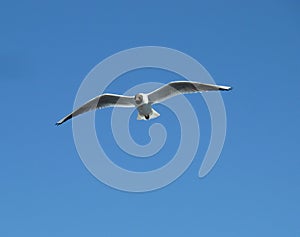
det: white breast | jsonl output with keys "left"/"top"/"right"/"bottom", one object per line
{"left": 140, "top": 93, "right": 149, "bottom": 104}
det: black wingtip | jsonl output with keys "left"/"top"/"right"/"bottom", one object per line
{"left": 55, "top": 114, "right": 72, "bottom": 126}
{"left": 219, "top": 86, "right": 232, "bottom": 91}
{"left": 55, "top": 119, "right": 64, "bottom": 126}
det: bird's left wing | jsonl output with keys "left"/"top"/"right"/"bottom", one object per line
{"left": 56, "top": 93, "right": 135, "bottom": 125}
{"left": 148, "top": 81, "right": 232, "bottom": 104}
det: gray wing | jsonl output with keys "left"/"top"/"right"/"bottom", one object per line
{"left": 56, "top": 93, "right": 135, "bottom": 125}
{"left": 147, "top": 81, "right": 232, "bottom": 104}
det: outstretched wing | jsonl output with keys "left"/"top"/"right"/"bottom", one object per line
{"left": 56, "top": 93, "right": 135, "bottom": 125}
{"left": 148, "top": 81, "right": 231, "bottom": 104}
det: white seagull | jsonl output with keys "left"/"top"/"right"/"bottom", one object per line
{"left": 56, "top": 81, "right": 232, "bottom": 125}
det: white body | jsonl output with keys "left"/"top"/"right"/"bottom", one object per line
{"left": 135, "top": 93, "right": 160, "bottom": 120}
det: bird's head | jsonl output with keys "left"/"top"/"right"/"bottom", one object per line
{"left": 134, "top": 93, "right": 144, "bottom": 105}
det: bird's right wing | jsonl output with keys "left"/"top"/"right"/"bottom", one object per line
{"left": 148, "top": 81, "right": 232, "bottom": 104}
{"left": 56, "top": 93, "right": 135, "bottom": 125}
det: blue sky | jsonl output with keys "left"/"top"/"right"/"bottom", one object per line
{"left": 1, "top": 0, "right": 300, "bottom": 236}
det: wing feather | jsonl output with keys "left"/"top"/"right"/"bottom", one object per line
{"left": 148, "top": 81, "right": 231, "bottom": 104}
{"left": 56, "top": 94, "right": 135, "bottom": 125}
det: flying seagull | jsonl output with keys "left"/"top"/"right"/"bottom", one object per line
{"left": 56, "top": 81, "right": 232, "bottom": 125}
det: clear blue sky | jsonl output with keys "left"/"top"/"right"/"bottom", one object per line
{"left": 1, "top": 0, "right": 299, "bottom": 236}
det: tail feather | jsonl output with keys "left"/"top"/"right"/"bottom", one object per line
{"left": 136, "top": 108, "right": 160, "bottom": 120}
{"left": 149, "top": 108, "right": 160, "bottom": 119}
{"left": 137, "top": 113, "right": 144, "bottom": 120}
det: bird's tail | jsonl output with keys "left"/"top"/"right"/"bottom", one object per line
{"left": 136, "top": 109, "right": 160, "bottom": 120}
{"left": 137, "top": 113, "right": 144, "bottom": 120}
{"left": 149, "top": 108, "right": 160, "bottom": 120}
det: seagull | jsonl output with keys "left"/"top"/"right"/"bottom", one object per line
{"left": 56, "top": 81, "right": 232, "bottom": 125}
